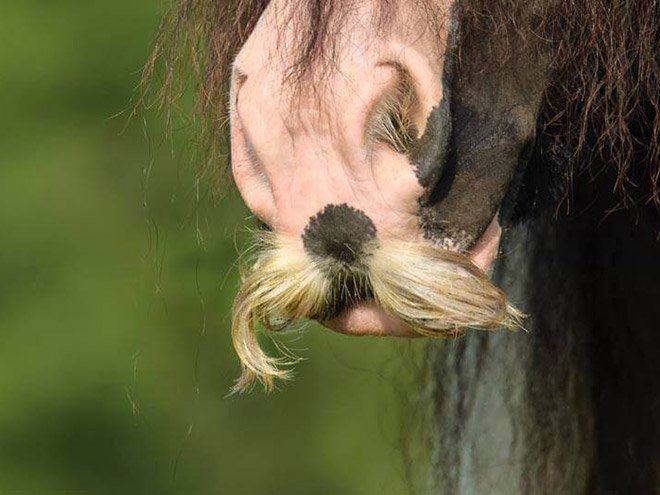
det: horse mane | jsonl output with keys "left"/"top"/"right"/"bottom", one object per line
{"left": 537, "top": 1, "right": 660, "bottom": 210}
{"left": 141, "top": 0, "right": 660, "bottom": 209}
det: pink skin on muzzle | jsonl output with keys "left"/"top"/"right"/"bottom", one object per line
{"left": 230, "top": 1, "right": 500, "bottom": 337}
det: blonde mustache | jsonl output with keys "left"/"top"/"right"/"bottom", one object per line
{"left": 232, "top": 233, "right": 523, "bottom": 393}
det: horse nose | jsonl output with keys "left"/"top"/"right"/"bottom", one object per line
{"left": 302, "top": 204, "right": 378, "bottom": 264}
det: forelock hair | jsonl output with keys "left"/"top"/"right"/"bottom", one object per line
{"left": 141, "top": 0, "right": 660, "bottom": 208}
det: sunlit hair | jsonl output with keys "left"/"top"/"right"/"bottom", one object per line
{"left": 232, "top": 232, "right": 522, "bottom": 393}
{"left": 366, "top": 61, "right": 420, "bottom": 154}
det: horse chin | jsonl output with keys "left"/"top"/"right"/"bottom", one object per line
{"left": 324, "top": 301, "right": 417, "bottom": 337}
{"left": 323, "top": 216, "right": 503, "bottom": 337}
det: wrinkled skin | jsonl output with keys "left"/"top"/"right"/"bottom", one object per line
{"left": 230, "top": 0, "right": 545, "bottom": 336}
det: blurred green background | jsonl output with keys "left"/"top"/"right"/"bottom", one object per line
{"left": 0, "top": 2, "right": 428, "bottom": 494}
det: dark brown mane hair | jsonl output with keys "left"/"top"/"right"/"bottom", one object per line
{"left": 142, "top": 0, "right": 660, "bottom": 208}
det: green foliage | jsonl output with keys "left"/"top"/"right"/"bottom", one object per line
{"left": 0, "top": 2, "right": 425, "bottom": 493}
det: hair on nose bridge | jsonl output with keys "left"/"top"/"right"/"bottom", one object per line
{"left": 301, "top": 203, "right": 378, "bottom": 265}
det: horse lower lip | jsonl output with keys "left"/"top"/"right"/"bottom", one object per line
{"left": 323, "top": 301, "right": 419, "bottom": 337}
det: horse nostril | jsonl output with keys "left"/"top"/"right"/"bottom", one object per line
{"left": 302, "top": 203, "right": 378, "bottom": 265}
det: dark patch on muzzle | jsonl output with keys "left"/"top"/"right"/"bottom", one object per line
{"left": 409, "top": 10, "right": 549, "bottom": 249}
{"left": 302, "top": 203, "right": 377, "bottom": 265}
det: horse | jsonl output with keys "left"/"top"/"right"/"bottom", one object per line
{"left": 143, "top": 1, "right": 660, "bottom": 493}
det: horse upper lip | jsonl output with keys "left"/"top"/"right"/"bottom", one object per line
{"left": 322, "top": 216, "right": 503, "bottom": 337}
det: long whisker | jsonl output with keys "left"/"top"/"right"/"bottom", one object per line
{"left": 230, "top": 233, "right": 522, "bottom": 393}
